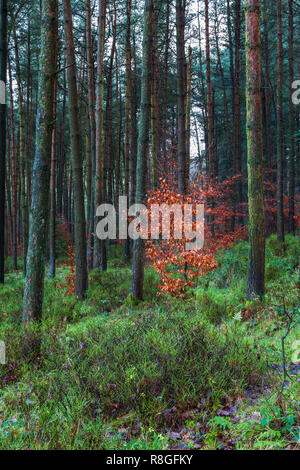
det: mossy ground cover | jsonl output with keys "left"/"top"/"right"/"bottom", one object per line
{"left": 0, "top": 238, "right": 299, "bottom": 450}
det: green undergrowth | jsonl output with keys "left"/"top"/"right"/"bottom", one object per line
{"left": 0, "top": 238, "right": 299, "bottom": 450}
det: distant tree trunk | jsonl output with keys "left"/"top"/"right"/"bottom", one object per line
{"left": 124, "top": 0, "right": 132, "bottom": 260}
{"left": 130, "top": 31, "right": 138, "bottom": 206}
{"left": 105, "top": 0, "right": 117, "bottom": 205}
{"left": 13, "top": 27, "right": 28, "bottom": 275}
{"left": 214, "top": 11, "right": 233, "bottom": 172}
{"left": 234, "top": 0, "right": 242, "bottom": 175}
{"left": 276, "top": 0, "right": 284, "bottom": 242}
{"left": 8, "top": 56, "right": 17, "bottom": 270}
{"left": 197, "top": 1, "right": 208, "bottom": 164}
{"left": 245, "top": 0, "right": 265, "bottom": 300}
{"left": 25, "top": 18, "right": 32, "bottom": 216}
{"left": 162, "top": 0, "right": 170, "bottom": 161}
{"left": 226, "top": 0, "right": 235, "bottom": 132}
{"left": 185, "top": 46, "right": 192, "bottom": 185}
{"left": 57, "top": 65, "right": 66, "bottom": 216}
{"left": 23, "top": 0, "right": 57, "bottom": 322}
{"left": 262, "top": 0, "right": 272, "bottom": 169}
{"left": 86, "top": 0, "right": 96, "bottom": 269}
{"left": 131, "top": 0, "right": 153, "bottom": 300}
{"left": 63, "top": 0, "right": 88, "bottom": 297}
{"left": 205, "top": 0, "right": 214, "bottom": 177}
{"left": 94, "top": 0, "right": 107, "bottom": 270}
{"left": 234, "top": 0, "right": 242, "bottom": 224}
{"left": 288, "top": 0, "right": 295, "bottom": 234}
{"left": 176, "top": 0, "right": 187, "bottom": 193}
{"left": 0, "top": 0, "right": 7, "bottom": 283}
{"left": 151, "top": 7, "right": 159, "bottom": 188}
{"left": 115, "top": 52, "right": 121, "bottom": 220}
{"left": 49, "top": 70, "right": 58, "bottom": 279}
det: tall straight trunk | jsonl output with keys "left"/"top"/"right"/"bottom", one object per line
{"left": 131, "top": 0, "right": 153, "bottom": 300}
{"left": 205, "top": 0, "right": 214, "bottom": 177}
{"left": 6, "top": 119, "right": 12, "bottom": 258}
{"left": 0, "top": 0, "right": 7, "bottom": 283}
{"left": 234, "top": 0, "right": 242, "bottom": 224}
{"left": 63, "top": 0, "right": 88, "bottom": 297}
{"left": 176, "top": 0, "right": 187, "bottom": 193}
{"left": 23, "top": 0, "right": 57, "bottom": 322}
{"left": 197, "top": 1, "right": 208, "bottom": 162}
{"left": 245, "top": 0, "right": 265, "bottom": 300}
{"left": 8, "top": 56, "right": 17, "bottom": 270}
{"left": 130, "top": 31, "right": 138, "bottom": 207}
{"left": 162, "top": 0, "right": 170, "bottom": 161}
{"left": 124, "top": 0, "right": 132, "bottom": 260}
{"left": 14, "top": 27, "right": 28, "bottom": 275}
{"left": 94, "top": 0, "right": 107, "bottom": 270}
{"left": 151, "top": 8, "right": 159, "bottom": 188}
{"left": 262, "top": 0, "right": 272, "bottom": 169}
{"left": 86, "top": 0, "right": 96, "bottom": 268}
{"left": 288, "top": 0, "right": 295, "bottom": 234}
{"left": 25, "top": 19, "right": 32, "bottom": 215}
{"left": 57, "top": 66, "right": 66, "bottom": 216}
{"left": 234, "top": 0, "right": 242, "bottom": 176}
{"left": 49, "top": 70, "right": 58, "bottom": 279}
{"left": 105, "top": 0, "right": 117, "bottom": 206}
{"left": 214, "top": 11, "right": 233, "bottom": 172}
{"left": 185, "top": 46, "right": 192, "bottom": 185}
{"left": 226, "top": 0, "right": 235, "bottom": 134}
{"left": 115, "top": 52, "right": 120, "bottom": 220}
{"left": 276, "top": 0, "right": 284, "bottom": 242}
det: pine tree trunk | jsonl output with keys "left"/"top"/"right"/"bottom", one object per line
{"left": 13, "top": 27, "right": 28, "bottom": 275}
{"left": 262, "top": 0, "right": 272, "bottom": 170}
{"left": 130, "top": 32, "right": 138, "bottom": 207}
{"left": 86, "top": 0, "right": 96, "bottom": 269}
{"left": 276, "top": 0, "right": 284, "bottom": 242}
{"left": 245, "top": 0, "right": 266, "bottom": 300}
{"left": 8, "top": 56, "right": 17, "bottom": 270}
{"left": 22, "top": 0, "right": 58, "bottom": 322}
{"left": 63, "top": 0, "right": 88, "bottom": 297}
{"left": 185, "top": 46, "right": 192, "bottom": 185}
{"left": 105, "top": 0, "right": 117, "bottom": 206}
{"left": 94, "top": 0, "right": 107, "bottom": 270}
{"left": 0, "top": 0, "right": 7, "bottom": 283}
{"left": 131, "top": 0, "right": 153, "bottom": 300}
{"left": 288, "top": 0, "right": 295, "bottom": 234}
{"left": 49, "top": 71, "right": 58, "bottom": 279}
{"left": 176, "top": 0, "right": 187, "bottom": 193}
{"left": 124, "top": 0, "right": 132, "bottom": 260}
{"left": 151, "top": 7, "right": 159, "bottom": 188}
{"left": 214, "top": 11, "right": 233, "bottom": 173}
{"left": 162, "top": 0, "right": 170, "bottom": 161}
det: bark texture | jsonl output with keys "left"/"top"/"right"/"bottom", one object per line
{"left": 0, "top": 0, "right": 7, "bottom": 283}
{"left": 23, "top": 0, "right": 58, "bottom": 322}
{"left": 131, "top": 0, "right": 153, "bottom": 300}
{"left": 245, "top": 0, "right": 266, "bottom": 300}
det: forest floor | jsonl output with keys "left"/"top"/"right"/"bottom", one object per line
{"left": 0, "top": 236, "right": 299, "bottom": 450}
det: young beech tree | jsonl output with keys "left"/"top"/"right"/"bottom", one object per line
{"left": 131, "top": 0, "right": 154, "bottom": 301}
{"left": 245, "top": 0, "right": 266, "bottom": 300}
{"left": 23, "top": 0, "right": 58, "bottom": 322}
{"left": 0, "top": 0, "right": 7, "bottom": 284}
